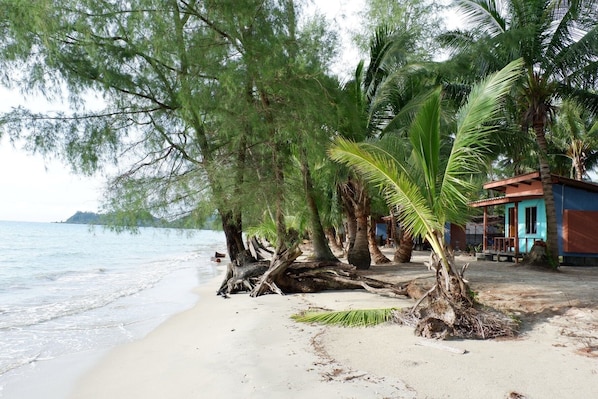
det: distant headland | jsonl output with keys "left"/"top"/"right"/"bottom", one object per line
{"left": 62, "top": 211, "right": 216, "bottom": 230}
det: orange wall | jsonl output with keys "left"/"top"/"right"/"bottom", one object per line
{"left": 563, "top": 210, "right": 598, "bottom": 253}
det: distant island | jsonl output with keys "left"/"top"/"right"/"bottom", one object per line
{"left": 63, "top": 211, "right": 216, "bottom": 230}
{"left": 64, "top": 211, "right": 104, "bottom": 224}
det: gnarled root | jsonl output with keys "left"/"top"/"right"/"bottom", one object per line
{"left": 395, "top": 254, "right": 518, "bottom": 340}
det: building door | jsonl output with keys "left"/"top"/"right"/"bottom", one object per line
{"left": 508, "top": 207, "right": 516, "bottom": 237}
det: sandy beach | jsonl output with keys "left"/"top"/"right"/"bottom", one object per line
{"left": 69, "top": 253, "right": 598, "bottom": 399}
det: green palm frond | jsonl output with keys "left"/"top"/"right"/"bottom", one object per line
{"left": 408, "top": 86, "right": 442, "bottom": 204}
{"left": 292, "top": 308, "right": 397, "bottom": 327}
{"left": 440, "top": 58, "right": 524, "bottom": 225}
{"left": 330, "top": 60, "right": 523, "bottom": 245}
{"left": 329, "top": 136, "right": 440, "bottom": 240}
{"left": 455, "top": 0, "right": 507, "bottom": 38}
{"left": 246, "top": 217, "right": 277, "bottom": 244}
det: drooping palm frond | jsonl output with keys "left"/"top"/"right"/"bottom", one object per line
{"left": 292, "top": 308, "right": 397, "bottom": 327}
{"left": 457, "top": 0, "right": 509, "bottom": 36}
{"left": 329, "top": 135, "right": 440, "bottom": 241}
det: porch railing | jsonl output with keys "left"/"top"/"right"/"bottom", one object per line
{"left": 492, "top": 236, "right": 544, "bottom": 253}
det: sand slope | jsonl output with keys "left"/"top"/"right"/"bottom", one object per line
{"left": 70, "top": 257, "right": 598, "bottom": 399}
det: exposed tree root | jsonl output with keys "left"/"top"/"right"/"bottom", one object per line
{"left": 217, "top": 250, "right": 414, "bottom": 298}
{"left": 218, "top": 248, "right": 519, "bottom": 340}
{"left": 392, "top": 254, "right": 519, "bottom": 339}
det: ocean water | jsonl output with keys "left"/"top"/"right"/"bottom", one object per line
{"left": 0, "top": 221, "right": 226, "bottom": 397}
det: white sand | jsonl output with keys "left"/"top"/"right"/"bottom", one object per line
{"left": 69, "top": 265, "right": 598, "bottom": 399}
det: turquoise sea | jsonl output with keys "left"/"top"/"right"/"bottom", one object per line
{"left": 0, "top": 221, "right": 226, "bottom": 398}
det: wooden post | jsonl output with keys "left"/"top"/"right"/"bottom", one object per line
{"left": 483, "top": 207, "right": 488, "bottom": 252}
{"left": 514, "top": 202, "right": 520, "bottom": 263}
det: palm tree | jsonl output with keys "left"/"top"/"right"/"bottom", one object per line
{"left": 444, "top": 0, "right": 598, "bottom": 265}
{"left": 334, "top": 26, "right": 409, "bottom": 269}
{"left": 550, "top": 100, "right": 598, "bottom": 180}
{"left": 329, "top": 60, "right": 522, "bottom": 338}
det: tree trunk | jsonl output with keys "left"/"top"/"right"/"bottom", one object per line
{"left": 349, "top": 204, "right": 371, "bottom": 269}
{"left": 533, "top": 120, "right": 560, "bottom": 267}
{"left": 522, "top": 241, "right": 549, "bottom": 265}
{"left": 300, "top": 147, "right": 338, "bottom": 261}
{"left": 368, "top": 215, "right": 391, "bottom": 264}
{"left": 345, "top": 208, "right": 357, "bottom": 253}
{"left": 394, "top": 228, "right": 413, "bottom": 263}
{"left": 340, "top": 179, "right": 371, "bottom": 270}
{"left": 220, "top": 209, "right": 246, "bottom": 263}
{"left": 251, "top": 246, "right": 303, "bottom": 297}
{"left": 325, "top": 227, "right": 345, "bottom": 253}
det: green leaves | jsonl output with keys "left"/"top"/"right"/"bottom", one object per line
{"left": 292, "top": 308, "right": 397, "bottom": 327}
{"left": 441, "top": 58, "right": 524, "bottom": 225}
{"left": 330, "top": 60, "right": 523, "bottom": 246}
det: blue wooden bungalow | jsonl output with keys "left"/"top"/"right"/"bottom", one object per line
{"left": 470, "top": 172, "right": 598, "bottom": 265}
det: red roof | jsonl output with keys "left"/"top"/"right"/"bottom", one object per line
{"left": 471, "top": 172, "right": 598, "bottom": 208}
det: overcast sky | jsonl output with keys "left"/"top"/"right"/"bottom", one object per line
{"left": 0, "top": 0, "right": 368, "bottom": 223}
{"left": 0, "top": 0, "right": 459, "bottom": 223}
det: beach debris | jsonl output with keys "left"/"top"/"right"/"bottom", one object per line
{"left": 217, "top": 245, "right": 414, "bottom": 299}
{"left": 507, "top": 392, "right": 527, "bottom": 399}
{"left": 292, "top": 308, "right": 396, "bottom": 327}
{"left": 415, "top": 339, "right": 466, "bottom": 354}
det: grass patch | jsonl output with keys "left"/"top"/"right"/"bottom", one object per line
{"left": 292, "top": 308, "right": 398, "bottom": 327}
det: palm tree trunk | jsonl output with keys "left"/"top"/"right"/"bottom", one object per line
{"left": 345, "top": 208, "right": 357, "bottom": 253}
{"left": 350, "top": 208, "right": 371, "bottom": 269}
{"left": 368, "top": 215, "right": 391, "bottom": 264}
{"left": 340, "top": 179, "right": 371, "bottom": 269}
{"left": 534, "top": 122, "right": 560, "bottom": 267}
{"left": 394, "top": 228, "right": 413, "bottom": 263}
{"left": 325, "top": 227, "right": 345, "bottom": 253}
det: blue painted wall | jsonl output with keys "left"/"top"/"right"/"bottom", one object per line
{"left": 505, "top": 199, "right": 546, "bottom": 253}
{"left": 375, "top": 223, "right": 387, "bottom": 241}
{"left": 503, "top": 184, "right": 598, "bottom": 256}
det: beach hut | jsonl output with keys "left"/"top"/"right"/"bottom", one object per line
{"left": 470, "top": 172, "right": 598, "bottom": 265}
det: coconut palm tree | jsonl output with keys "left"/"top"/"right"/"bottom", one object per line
{"left": 550, "top": 100, "right": 598, "bottom": 180}
{"left": 329, "top": 60, "right": 522, "bottom": 337}
{"left": 442, "top": 0, "right": 598, "bottom": 265}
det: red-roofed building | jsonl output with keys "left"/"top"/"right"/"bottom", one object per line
{"left": 470, "top": 172, "right": 598, "bottom": 265}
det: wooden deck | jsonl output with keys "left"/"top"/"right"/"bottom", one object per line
{"left": 478, "top": 236, "right": 524, "bottom": 262}
{"left": 477, "top": 250, "right": 524, "bottom": 262}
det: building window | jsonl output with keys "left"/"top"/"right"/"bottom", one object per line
{"left": 525, "top": 206, "right": 537, "bottom": 234}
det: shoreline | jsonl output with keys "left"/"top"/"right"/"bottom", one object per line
{"left": 68, "top": 266, "right": 413, "bottom": 399}
{"left": 0, "top": 261, "right": 217, "bottom": 399}
{"left": 68, "top": 256, "right": 598, "bottom": 399}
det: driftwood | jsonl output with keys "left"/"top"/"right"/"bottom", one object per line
{"left": 250, "top": 247, "right": 303, "bottom": 297}
{"left": 218, "top": 246, "right": 518, "bottom": 341}
{"left": 217, "top": 247, "right": 414, "bottom": 299}
{"left": 217, "top": 260, "right": 269, "bottom": 297}
{"left": 248, "top": 236, "right": 274, "bottom": 261}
